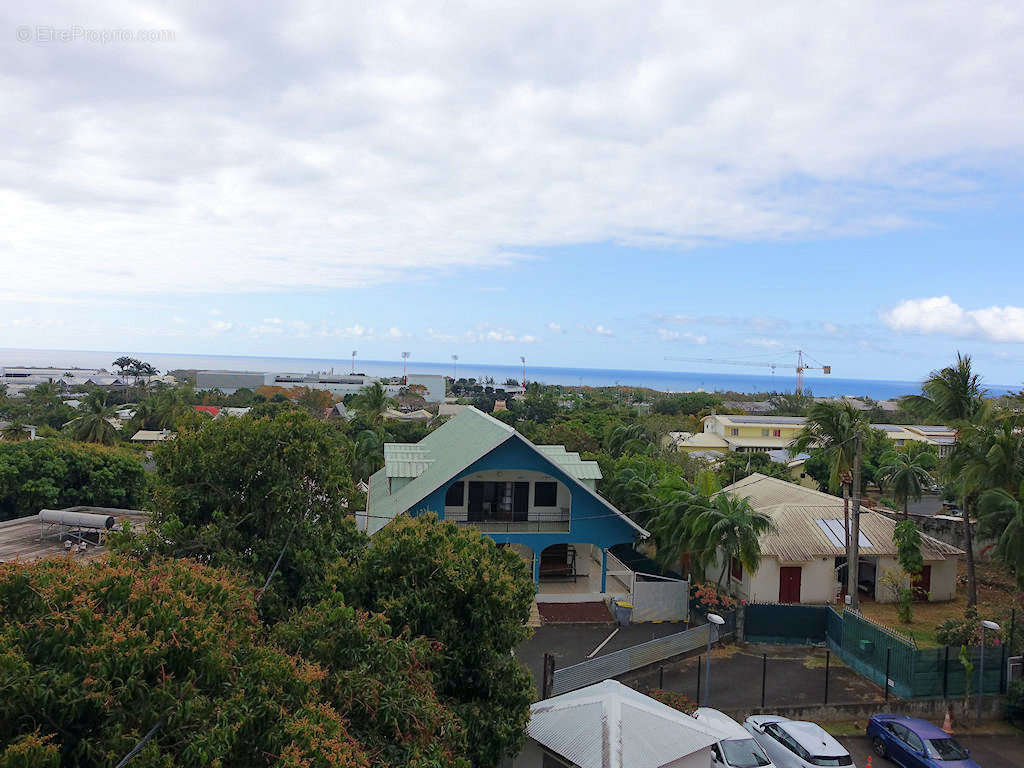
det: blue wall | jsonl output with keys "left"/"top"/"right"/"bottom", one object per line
{"left": 407, "top": 436, "right": 642, "bottom": 558}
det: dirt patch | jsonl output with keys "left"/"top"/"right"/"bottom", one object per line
{"left": 537, "top": 601, "right": 613, "bottom": 624}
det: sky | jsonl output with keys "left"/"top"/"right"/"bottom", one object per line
{"left": 2, "top": 2, "right": 1024, "bottom": 386}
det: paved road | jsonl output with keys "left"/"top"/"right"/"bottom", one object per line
{"left": 838, "top": 734, "right": 1023, "bottom": 768}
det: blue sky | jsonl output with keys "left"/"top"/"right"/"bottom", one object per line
{"left": 2, "top": 2, "right": 1023, "bottom": 386}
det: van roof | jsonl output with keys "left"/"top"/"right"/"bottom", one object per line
{"left": 692, "top": 708, "right": 750, "bottom": 740}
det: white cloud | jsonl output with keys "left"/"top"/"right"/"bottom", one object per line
{"left": 883, "top": 296, "right": 1024, "bottom": 342}
{"left": 385, "top": 327, "right": 406, "bottom": 339}
{"left": 744, "top": 337, "right": 782, "bottom": 348}
{"left": 322, "top": 324, "right": 373, "bottom": 338}
{"left": 547, "top": 322, "right": 566, "bottom": 334}
{"left": 659, "top": 328, "right": 708, "bottom": 344}
{"left": 206, "top": 320, "right": 233, "bottom": 334}
{"left": 583, "top": 324, "right": 614, "bottom": 337}
{"left": 171, "top": 315, "right": 186, "bottom": 324}
{"left": 823, "top": 322, "right": 838, "bottom": 333}
{"left": 4, "top": 2, "right": 1024, "bottom": 299}
{"left": 263, "top": 317, "right": 282, "bottom": 324}
{"left": 519, "top": 334, "right": 539, "bottom": 343}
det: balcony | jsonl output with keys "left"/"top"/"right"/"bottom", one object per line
{"left": 451, "top": 506, "right": 570, "bottom": 533}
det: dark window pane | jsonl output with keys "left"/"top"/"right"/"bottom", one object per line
{"left": 445, "top": 481, "right": 464, "bottom": 506}
{"left": 535, "top": 481, "right": 558, "bottom": 506}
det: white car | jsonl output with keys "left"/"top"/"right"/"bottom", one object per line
{"left": 744, "top": 715, "right": 854, "bottom": 768}
{"left": 692, "top": 708, "right": 775, "bottom": 768}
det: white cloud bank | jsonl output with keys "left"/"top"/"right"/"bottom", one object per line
{"left": 2, "top": 2, "right": 1024, "bottom": 299}
{"left": 883, "top": 297, "right": 1024, "bottom": 343}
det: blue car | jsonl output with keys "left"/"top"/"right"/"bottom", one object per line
{"left": 866, "top": 714, "right": 978, "bottom": 767}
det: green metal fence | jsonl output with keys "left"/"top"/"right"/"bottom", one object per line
{"left": 746, "top": 603, "right": 1006, "bottom": 699}
{"left": 745, "top": 603, "right": 828, "bottom": 645}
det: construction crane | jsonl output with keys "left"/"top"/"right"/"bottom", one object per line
{"left": 664, "top": 349, "right": 831, "bottom": 394}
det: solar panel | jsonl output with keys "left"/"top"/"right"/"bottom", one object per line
{"left": 816, "top": 518, "right": 873, "bottom": 548}
{"left": 728, "top": 416, "right": 806, "bottom": 424}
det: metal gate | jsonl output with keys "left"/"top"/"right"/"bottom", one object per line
{"left": 631, "top": 573, "right": 689, "bottom": 623}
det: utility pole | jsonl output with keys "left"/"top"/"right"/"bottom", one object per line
{"left": 451, "top": 354, "right": 458, "bottom": 380}
{"left": 847, "top": 434, "right": 863, "bottom": 611}
{"left": 520, "top": 356, "right": 527, "bottom": 388}
{"left": 351, "top": 350, "right": 357, "bottom": 374}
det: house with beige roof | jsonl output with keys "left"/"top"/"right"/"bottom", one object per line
{"left": 713, "top": 473, "right": 962, "bottom": 604}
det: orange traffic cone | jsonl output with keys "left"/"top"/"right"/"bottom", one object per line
{"left": 866, "top": 756, "right": 872, "bottom": 768}
{"left": 942, "top": 710, "right": 954, "bottom": 734}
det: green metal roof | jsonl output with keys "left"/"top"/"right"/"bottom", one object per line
{"left": 366, "top": 406, "right": 647, "bottom": 537}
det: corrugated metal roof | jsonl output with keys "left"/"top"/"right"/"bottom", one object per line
{"left": 527, "top": 680, "right": 715, "bottom": 768}
{"left": 536, "top": 445, "right": 603, "bottom": 480}
{"left": 367, "top": 407, "right": 647, "bottom": 537}
{"left": 721, "top": 474, "right": 963, "bottom": 562}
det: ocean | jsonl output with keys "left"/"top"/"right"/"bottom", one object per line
{"left": 0, "top": 347, "right": 1015, "bottom": 400}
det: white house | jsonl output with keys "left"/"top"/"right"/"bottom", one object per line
{"left": 714, "top": 474, "right": 962, "bottom": 604}
{"left": 503, "top": 680, "right": 716, "bottom": 768}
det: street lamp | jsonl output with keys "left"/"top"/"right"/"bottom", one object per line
{"left": 705, "top": 613, "right": 725, "bottom": 706}
{"left": 401, "top": 351, "right": 410, "bottom": 382}
{"left": 978, "top": 619, "right": 1000, "bottom": 721}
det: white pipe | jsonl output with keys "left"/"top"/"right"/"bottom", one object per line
{"left": 40, "top": 509, "right": 115, "bottom": 529}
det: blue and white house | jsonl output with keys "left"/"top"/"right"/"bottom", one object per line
{"left": 363, "top": 407, "right": 649, "bottom": 592}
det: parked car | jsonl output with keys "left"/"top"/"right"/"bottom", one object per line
{"left": 744, "top": 715, "right": 854, "bottom": 767}
{"left": 693, "top": 707, "right": 775, "bottom": 767}
{"left": 866, "top": 713, "right": 978, "bottom": 767}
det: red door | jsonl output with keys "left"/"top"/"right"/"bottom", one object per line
{"left": 779, "top": 567, "right": 802, "bottom": 603}
{"left": 911, "top": 565, "right": 931, "bottom": 601}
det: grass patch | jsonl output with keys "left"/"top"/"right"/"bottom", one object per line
{"left": 854, "top": 562, "right": 1022, "bottom": 648}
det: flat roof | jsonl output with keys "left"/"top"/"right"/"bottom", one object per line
{"left": 0, "top": 508, "right": 149, "bottom": 563}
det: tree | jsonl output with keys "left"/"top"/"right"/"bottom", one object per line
{"left": 791, "top": 400, "right": 871, "bottom": 606}
{"left": 0, "top": 440, "right": 146, "bottom": 520}
{"left": 272, "top": 596, "right": 469, "bottom": 768}
{"left": 137, "top": 410, "right": 364, "bottom": 621}
{"left": 604, "top": 422, "right": 654, "bottom": 458}
{"left": 909, "top": 353, "right": 988, "bottom": 606}
{"left": 0, "top": 556, "right": 371, "bottom": 767}
{"left": 977, "top": 482, "right": 1024, "bottom": 588}
{"left": 878, "top": 448, "right": 935, "bottom": 517}
{"left": 352, "top": 427, "right": 386, "bottom": 481}
{"left": 66, "top": 392, "right": 119, "bottom": 445}
{"left": 688, "top": 493, "right": 775, "bottom": 587}
{"left": 0, "top": 420, "right": 30, "bottom": 442}
{"left": 292, "top": 386, "right": 336, "bottom": 418}
{"left": 351, "top": 382, "right": 394, "bottom": 426}
{"left": 347, "top": 515, "right": 535, "bottom": 767}
{"left": 768, "top": 391, "right": 814, "bottom": 416}
{"left": 893, "top": 519, "right": 924, "bottom": 577}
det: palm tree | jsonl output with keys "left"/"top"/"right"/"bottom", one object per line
{"left": 907, "top": 353, "right": 987, "bottom": 606}
{"left": 67, "top": 392, "right": 119, "bottom": 445}
{"left": 604, "top": 422, "right": 653, "bottom": 458}
{"left": 352, "top": 428, "right": 388, "bottom": 481}
{"left": 791, "top": 401, "right": 871, "bottom": 605}
{"left": 352, "top": 382, "right": 393, "bottom": 427}
{"left": 977, "top": 482, "right": 1024, "bottom": 588}
{"left": 0, "top": 420, "right": 31, "bottom": 442}
{"left": 878, "top": 449, "right": 935, "bottom": 517}
{"left": 689, "top": 494, "right": 775, "bottom": 587}
{"left": 648, "top": 489, "right": 711, "bottom": 574}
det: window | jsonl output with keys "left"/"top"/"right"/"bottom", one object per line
{"left": 534, "top": 482, "right": 558, "bottom": 507}
{"left": 445, "top": 481, "right": 464, "bottom": 506}
{"left": 730, "top": 556, "right": 743, "bottom": 581}
{"left": 764, "top": 725, "right": 809, "bottom": 760}
{"left": 730, "top": 428, "right": 739, "bottom": 436}
{"left": 901, "top": 727, "right": 924, "bottom": 753}
{"left": 925, "top": 738, "right": 968, "bottom": 761}
{"left": 762, "top": 428, "right": 770, "bottom": 437}
{"left": 720, "top": 739, "right": 771, "bottom": 768}
{"left": 772, "top": 429, "right": 781, "bottom": 437}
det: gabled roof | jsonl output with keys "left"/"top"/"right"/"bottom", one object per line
{"left": 717, "top": 473, "right": 840, "bottom": 508}
{"left": 368, "top": 407, "right": 647, "bottom": 536}
{"left": 721, "top": 474, "right": 963, "bottom": 562}
{"left": 527, "top": 680, "right": 716, "bottom": 768}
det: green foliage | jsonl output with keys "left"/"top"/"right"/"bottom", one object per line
{"left": 272, "top": 596, "right": 469, "bottom": 768}
{"left": 715, "top": 451, "right": 794, "bottom": 487}
{"left": 649, "top": 489, "right": 774, "bottom": 586}
{"left": 893, "top": 519, "right": 924, "bottom": 576}
{"left": 0, "top": 440, "right": 146, "bottom": 520}
{"left": 603, "top": 422, "right": 654, "bottom": 458}
{"left": 66, "top": 391, "right": 119, "bottom": 445}
{"left": 651, "top": 392, "right": 721, "bottom": 416}
{"left": 878, "top": 449, "right": 935, "bottom": 514}
{"left": 936, "top": 606, "right": 981, "bottom": 647}
{"left": 136, "top": 409, "right": 364, "bottom": 621}
{"left": 879, "top": 568, "right": 914, "bottom": 623}
{"left": 0, "top": 556, "right": 371, "bottom": 767}
{"left": 977, "top": 483, "right": 1024, "bottom": 588}
{"left": 791, "top": 401, "right": 871, "bottom": 493}
{"left": 647, "top": 690, "right": 696, "bottom": 715}
{"left": 347, "top": 515, "right": 535, "bottom": 767}
{"left": 1007, "top": 679, "right": 1024, "bottom": 723}
{"left": 519, "top": 385, "right": 558, "bottom": 423}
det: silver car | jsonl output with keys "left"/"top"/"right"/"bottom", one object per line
{"left": 744, "top": 715, "right": 854, "bottom": 768}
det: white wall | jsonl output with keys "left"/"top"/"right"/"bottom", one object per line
{"left": 927, "top": 558, "right": 957, "bottom": 601}
{"left": 799, "top": 558, "right": 838, "bottom": 603}
{"left": 405, "top": 374, "right": 446, "bottom": 403}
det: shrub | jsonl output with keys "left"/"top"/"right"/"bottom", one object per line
{"left": 1007, "top": 680, "right": 1024, "bottom": 724}
{"left": 936, "top": 607, "right": 981, "bottom": 647}
{"left": 693, "top": 582, "right": 737, "bottom": 614}
{"left": 648, "top": 690, "right": 696, "bottom": 715}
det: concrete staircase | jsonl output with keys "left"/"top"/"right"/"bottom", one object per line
{"left": 527, "top": 601, "right": 542, "bottom": 628}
